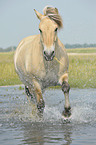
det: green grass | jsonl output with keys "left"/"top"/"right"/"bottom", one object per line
{"left": 0, "top": 48, "right": 96, "bottom": 88}
{"left": 0, "top": 52, "right": 22, "bottom": 86}
{"left": 67, "top": 47, "right": 96, "bottom": 53}
{"left": 68, "top": 55, "right": 96, "bottom": 88}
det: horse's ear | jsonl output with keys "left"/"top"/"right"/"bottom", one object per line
{"left": 55, "top": 8, "right": 59, "bottom": 14}
{"left": 34, "top": 9, "right": 44, "bottom": 20}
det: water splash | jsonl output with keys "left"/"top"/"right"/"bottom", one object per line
{"left": 0, "top": 86, "right": 96, "bottom": 125}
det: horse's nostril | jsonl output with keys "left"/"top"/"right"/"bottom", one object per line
{"left": 52, "top": 51, "right": 55, "bottom": 56}
{"left": 43, "top": 51, "right": 47, "bottom": 56}
{"left": 43, "top": 50, "right": 55, "bottom": 61}
{"left": 44, "top": 51, "right": 55, "bottom": 56}
{"left": 44, "top": 51, "right": 46, "bottom": 55}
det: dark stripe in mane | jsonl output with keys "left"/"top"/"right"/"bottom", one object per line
{"left": 43, "top": 6, "right": 63, "bottom": 28}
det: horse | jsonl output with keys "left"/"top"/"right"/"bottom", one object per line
{"left": 14, "top": 6, "right": 71, "bottom": 118}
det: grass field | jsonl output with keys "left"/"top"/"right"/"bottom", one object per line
{"left": 67, "top": 47, "right": 96, "bottom": 53}
{"left": 68, "top": 55, "right": 96, "bottom": 88}
{"left": 0, "top": 52, "right": 22, "bottom": 86}
{"left": 0, "top": 48, "right": 96, "bottom": 88}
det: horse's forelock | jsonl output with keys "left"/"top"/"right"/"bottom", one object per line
{"left": 43, "top": 6, "right": 63, "bottom": 28}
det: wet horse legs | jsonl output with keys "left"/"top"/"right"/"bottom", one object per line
{"left": 35, "top": 87, "right": 45, "bottom": 113}
{"left": 59, "top": 73, "right": 71, "bottom": 117}
{"left": 25, "top": 81, "right": 45, "bottom": 114}
{"left": 62, "top": 81, "right": 71, "bottom": 117}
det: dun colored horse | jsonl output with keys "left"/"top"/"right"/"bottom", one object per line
{"left": 14, "top": 6, "right": 71, "bottom": 117}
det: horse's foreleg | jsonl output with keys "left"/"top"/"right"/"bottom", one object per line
{"left": 35, "top": 88, "right": 45, "bottom": 113}
{"left": 62, "top": 81, "right": 71, "bottom": 117}
{"left": 33, "top": 80, "right": 45, "bottom": 113}
{"left": 59, "top": 73, "right": 71, "bottom": 117}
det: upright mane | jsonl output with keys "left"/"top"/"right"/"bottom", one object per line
{"left": 43, "top": 6, "right": 63, "bottom": 29}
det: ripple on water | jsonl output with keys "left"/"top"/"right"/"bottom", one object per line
{"left": 0, "top": 86, "right": 96, "bottom": 145}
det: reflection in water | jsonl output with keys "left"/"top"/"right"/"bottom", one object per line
{"left": 22, "top": 123, "right": 45, "bottom": 145}
{"left": 22, "top": 122, "right": 73, "bottom": 145}
{"left": 64, "top": 126, "right": 72, "bottom": 145}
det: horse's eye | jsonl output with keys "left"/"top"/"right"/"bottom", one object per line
{"left": 55, "top": 28, "right": 58, "bottom": 32}
{"left": 39, "top": 29, "right": 42, "bottom": 33}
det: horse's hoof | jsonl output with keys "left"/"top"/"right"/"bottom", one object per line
{"left": 62, "top": 107, "right": 71, "bottom": 118}
{"left": 37, "top": 99, "right": 45, "bottom": 113}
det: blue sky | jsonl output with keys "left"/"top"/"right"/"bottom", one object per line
{"left": 0, "top": 0, "right": 96, "bottom": 48}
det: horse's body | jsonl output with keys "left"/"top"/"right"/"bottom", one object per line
{"left": 14, "top": 6, "right": 71, "bottom": 117}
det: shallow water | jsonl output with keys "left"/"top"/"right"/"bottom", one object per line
{"left": 0, "top": 86, "right": 96, "bottom": 145}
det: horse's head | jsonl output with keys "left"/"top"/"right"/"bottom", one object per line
{"left": 34, "top": 6, "right": 63, "bottom": 61}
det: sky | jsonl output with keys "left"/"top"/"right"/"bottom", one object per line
{"left": 0, "top": 0, "right": 96, "bottom": 48}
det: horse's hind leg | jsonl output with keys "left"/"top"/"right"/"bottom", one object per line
{"left": 25, "top": 86, "right": 33, "bottom": 99}
{"left": 59, "top": 73, "right": 71, "bottom": 118}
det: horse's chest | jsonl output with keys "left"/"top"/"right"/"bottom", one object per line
{"left": 46, "top": 69, "right": 58, "bottom": 81}
{"left": 41, "top": 64, "right": 59, "bottom": 88}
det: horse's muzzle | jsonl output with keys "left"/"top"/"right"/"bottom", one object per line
{"left": 43, "top": 50, "right": 55, "bottom": 61}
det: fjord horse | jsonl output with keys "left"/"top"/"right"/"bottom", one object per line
{"left": 14, "top": 6, "right": 71, "bottom": 117}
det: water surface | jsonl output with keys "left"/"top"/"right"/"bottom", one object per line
{"left": 0, "top": 86, "right": 96, "bottom": 145}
